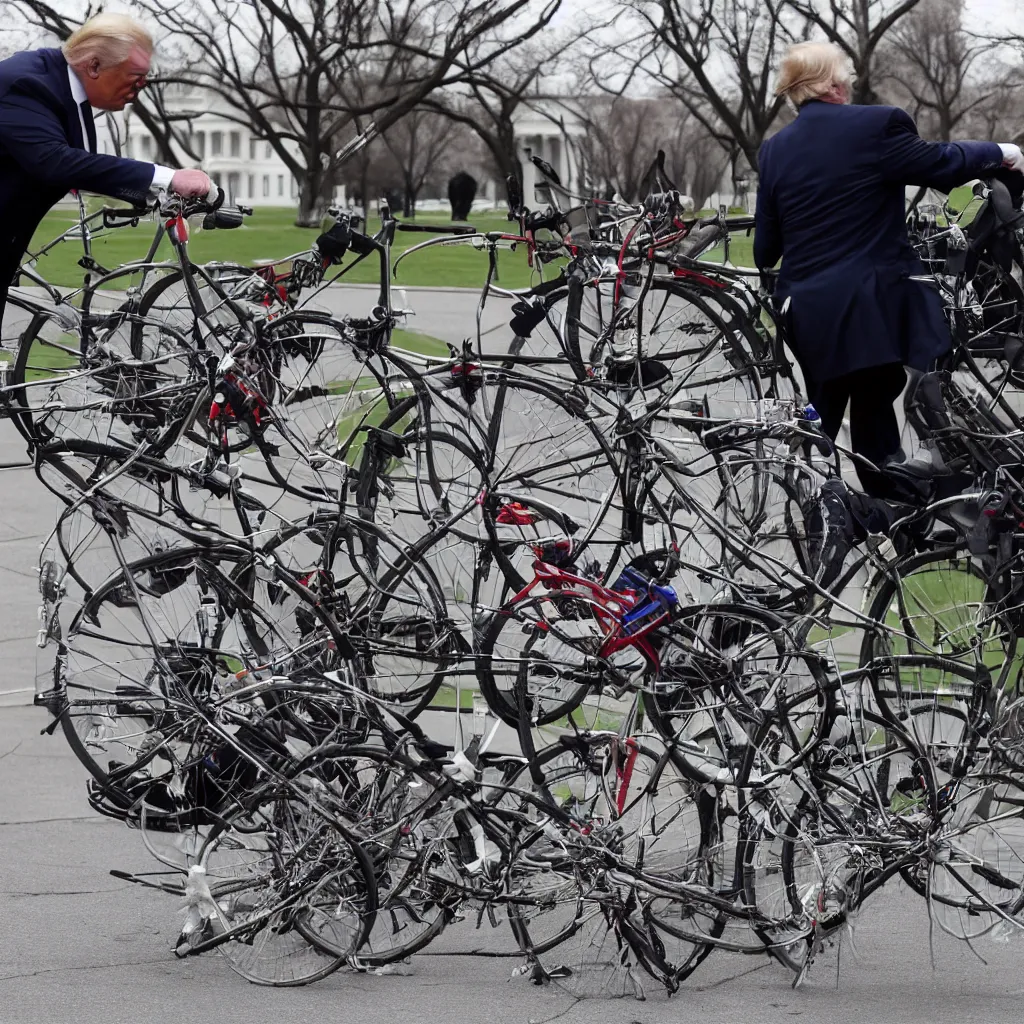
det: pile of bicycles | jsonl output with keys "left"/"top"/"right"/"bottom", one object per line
{"left": 12, "top": 160, "right": 1024, "bottom": 995}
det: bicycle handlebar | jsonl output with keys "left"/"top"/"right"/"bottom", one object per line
{"left": 395, "top": 221, "right": 476, "bottom": 235}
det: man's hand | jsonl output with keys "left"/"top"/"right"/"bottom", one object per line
{"left": 999, "top": 143, "right": 1024, "bottom": 173}
{"left": 169, "top": 168, "right": 213, "bottom": 198}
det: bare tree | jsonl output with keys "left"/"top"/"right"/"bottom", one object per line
{"left": 784, "top": 0, "right": 925, "bottom": 105}
{"left": 422, "top": 52, "right": 544, "bottom": 184}
{"left": 884, "top": 0, "right": 991, "bottom": 140}
{"left": 10, "top": 0, "right": 562, "bottom": 225}
{"left": 974, "top": 28, "right": 1024, "bottom": 145}
{"left": 608, "top": 0, "right": 800, "bottom": 174}
{"left": 663, "top": 113, "right": 732, "bottom": 208}
{"left": 577, "top": 96, "right": 661, "bottom": 200}
{"left": 381, "top": 109, "right": 454, "bottom": 216}
{"left": 573, "top": 91, "right": 730, "bottom": 207}
{"left": 143, "top": 0, "right": 565, "bottom": 224}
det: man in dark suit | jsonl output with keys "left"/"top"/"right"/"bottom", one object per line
{"left": 0, "top": 13, "right": 211, "bottom": 325}
{"left": 754, "top": 41, "right": 1023, "bottom": 497}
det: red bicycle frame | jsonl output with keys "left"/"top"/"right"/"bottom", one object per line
{"left": 508, "top": 558, "right": 671, "bottom": 671}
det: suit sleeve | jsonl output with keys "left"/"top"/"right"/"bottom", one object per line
{"left": 0, "top": 83, "right": 155, "bottom": 204}
{"left": 880, "top": 107, "right": 1003, "bottom": 193}
{"left": 754, "top": 143, "right": 782, "bottom": 270}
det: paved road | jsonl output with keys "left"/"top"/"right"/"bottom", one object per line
{"left": 4, "top": 282, "right": 516, "bottom": 349}
{"left": 4, "top": 704, "right": 1024, "bottom": 1024}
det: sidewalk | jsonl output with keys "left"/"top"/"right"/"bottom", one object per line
{"left": 2, "top": 701, "right": 1024, "bottom": 1024}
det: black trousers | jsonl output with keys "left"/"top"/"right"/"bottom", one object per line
{"left": 807, "top": 363, "right": 907, "bottom": 499}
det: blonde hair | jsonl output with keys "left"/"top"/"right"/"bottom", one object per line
{"left": 62, "top": 14, "right": 153, "bottom": 70}
{"left": 775, "top": 42, "right": 851, "bottom": 106}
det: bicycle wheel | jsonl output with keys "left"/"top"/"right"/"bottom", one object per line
{"left": 645, "top": 604, "right": 835, "bottom": 783}
{"left": 476, "top": 594, "right": 610, "bottom": 726}
{"left": 189, "top": 791, "right": 377, "bottom": 985}
{"left": 130, "top": 263, "right": 260, "bottom": 359}
{"left": 290, "top": 745, "right": 461, "bottom": 965}
{"left": 504, "top": 734, "right": 709, "bottom": 997}
{"left": 860, "top": 548, "right": 1022, "bottom": 718}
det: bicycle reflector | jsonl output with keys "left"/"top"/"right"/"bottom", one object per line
{"left": 497, "top": 501, "right": 537, "bottom": 525}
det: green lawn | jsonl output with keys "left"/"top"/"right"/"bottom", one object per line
{"left": 876, "top": 560, "right": 1022, "bottom": 694}
{"left": 25, "top": 201, "right": 761, "bottom": 292}
{"left": 25, "top": 205, "right": 561, "bottom": 291}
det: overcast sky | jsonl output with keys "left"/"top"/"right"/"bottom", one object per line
{"left": 967, "top": 0, "right": 1020, "bottom": 31}
{"left": 549, "top": 0, "right": 1022, "bottom": 38}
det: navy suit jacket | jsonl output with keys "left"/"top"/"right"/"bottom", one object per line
{"left": 754, "top": 101, "right": 1003, "bottom": 383}
{"left": 0, "top": 48, "right": 156, "bottom": 307}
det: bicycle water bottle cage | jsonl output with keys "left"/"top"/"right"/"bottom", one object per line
{"left": 620, "top": 584, "right": 679, "bottom": 635}
{"left": 610, "top": 565, "right": 651, "bottom": 595}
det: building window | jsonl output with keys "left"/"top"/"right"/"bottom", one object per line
{"left": 211, "top": 131, "right": 223, "bottom": 156}
{"left": 277, "top": 175, "right": 284, "bottom": 196}
{"left": 290, "top": 176, "right": 297, "bottom": 198}
{"left": 192, "top": 131, "right": 205, "bottom": 159}
{"left": 265, "top": 142, "right": 272, "bottom": 160}
{"left": 229, "top": 131, "right": 240, "bottom": 158}
{"left": 262, "top": 175, "right": 270, "bottom": 197}
{"left": 247, "top": 174, "right": 255, "bottom": 197}
{"left": 212, "top": 171, "right": 222, "bottom": 186}
{"left": 249, "top": 137, "right": 257, "bottom": 160}
{"left": 227, "top": 171, "right": 240, "bottom": 197}
{"left": 140, "top": 135, "right": 152, "bottom": 158}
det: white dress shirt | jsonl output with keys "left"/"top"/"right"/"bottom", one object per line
{"left": 67, "top": 65, "right": 175, "bottom": 190}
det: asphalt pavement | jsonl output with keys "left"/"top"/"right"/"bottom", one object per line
{"left": 4, "top": 698, "right": 1024, "bottom": 1024}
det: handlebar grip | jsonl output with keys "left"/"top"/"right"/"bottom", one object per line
{"left": 206, "top": 184, "right": 225, "bottom": 211}
{"left": 203, "top": 206, "right": 244, "bottom": 230}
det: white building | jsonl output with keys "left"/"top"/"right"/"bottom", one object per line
{"left": 511, "top": 97, "right": 586, "bottom": 208}
{"left": 102, "top": 87, "right": 589, "bottom": 213}
{"left": 120, "top": 86, "right": 302, "bottom": 207}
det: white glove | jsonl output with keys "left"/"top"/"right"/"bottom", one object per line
{"left": 999, "top": 143, "right": 1024, "bottom": 173}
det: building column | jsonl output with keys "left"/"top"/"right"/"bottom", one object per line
{"left": 520, "top": 143, "right": 537, "bottom": 209}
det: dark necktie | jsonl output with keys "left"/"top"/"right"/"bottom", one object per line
{"left": 80, "top": 101, "right": 96, "bottom": 154}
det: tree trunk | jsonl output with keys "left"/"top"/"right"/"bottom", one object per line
{"left": 295, "top": 166, "right": 325, "bottom": 228}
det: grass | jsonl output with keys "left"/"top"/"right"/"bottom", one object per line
{"left": 877, "top": 560, "right": 1022, "bottom": 693}
{"left": 429, "top": 684, "right": 628, "bottom": 731}
{"left": 22, "top": 184, "right": 991, "bottom": 296}
{"left": 391, "top": 328, "right": 449, "bottom": 358}
{"left": 25, "top": 205, "right": 561, "bottom": 291}
{"left": 16, "top": 332, "right": 79, "bottom": 382}
{"left": 25, "top": 201, "right": 762, "bottom": 295}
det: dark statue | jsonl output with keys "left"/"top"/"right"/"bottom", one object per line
{"left": 448, "top": 171, "right": 477, "bottom": 221}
